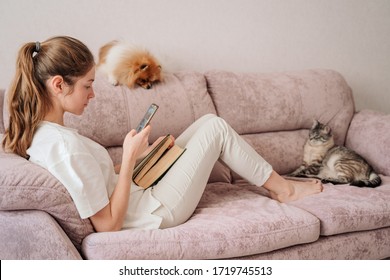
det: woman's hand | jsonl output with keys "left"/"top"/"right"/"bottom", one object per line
{"left": 153, "top": 134, "right": 175, "bottom": 148}
{"left": 136, "top": 134, "right": 175, "bottom": 161}
{"left": 114, "top": 127, "right": 173, "bottom": 174}
{"left": 168, "top": 135, "right": 175, "bottom": 148}
{"left": 122, "top": 125, "right": 151, "bottom": 165}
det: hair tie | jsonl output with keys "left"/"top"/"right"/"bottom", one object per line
{"left": 35, "top": 41, "right": 41, "bottom": 53}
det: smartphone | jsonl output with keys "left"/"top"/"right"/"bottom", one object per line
{"left": 135, "top": 103, "right": 159, "bottom": 133}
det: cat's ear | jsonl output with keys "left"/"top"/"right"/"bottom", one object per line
{"left": 312, "top": 119, "right": 319, "bottom": 129}
{"left": 324, "top": 125, "right": 331, "bottom": 134}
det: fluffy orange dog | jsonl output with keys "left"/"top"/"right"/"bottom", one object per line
{"left": 98, "top": 41, "right": 162, "bottom": 89}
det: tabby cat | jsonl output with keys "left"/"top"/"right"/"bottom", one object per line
{"left": 289, "top": 120, "right": 381, "bottom": 188}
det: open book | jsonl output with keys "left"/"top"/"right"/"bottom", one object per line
{"left": 133, "top": 135, "right": 186, "bottom": 189}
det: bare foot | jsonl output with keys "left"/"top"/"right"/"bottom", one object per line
{"left": 262, "top": 171, "right": 323, "bottom": 203}
{"left": 270, "top": 179, "right": 323, "bottom": 203}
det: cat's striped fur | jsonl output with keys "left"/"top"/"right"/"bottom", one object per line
{"left": 289, "top": 120, "right": 381, "bottom": 188}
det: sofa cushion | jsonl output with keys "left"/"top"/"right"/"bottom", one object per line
{"left": 0, "top": 210, "right": 82, "bottom": 259}
{"left": 205, "top": 69, "right": 354, "bottom": 146}
{"left": 81, "top": 183, "right": 320, "bottom": 259}
{"left": 0, "top": 147, "right": 94, "bottom": 250}
{"left": 239, "top": 130, "right": 308, "bottom": 176}
{"left": 64, "top": 71, "right": 216, "bottom": 147}
{"left": 289, "top": 176, "right": 390, "bottom": 236}
{"left": 346, "top": 109, "right": 390, "bottom": 176}
{"left": 240, "top": 227, "right": 390, "bottom": 260}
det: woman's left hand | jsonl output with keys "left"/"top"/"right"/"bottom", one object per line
{"left": 138, "top": 134, "right": 175, "bottom": 160}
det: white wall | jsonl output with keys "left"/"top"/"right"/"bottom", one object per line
{"left": 1, "top": 0, "right": 389, "bottom": 113}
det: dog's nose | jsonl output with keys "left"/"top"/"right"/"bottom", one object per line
{"left": 146, "top": 84, "right": 152, "bottom": 89}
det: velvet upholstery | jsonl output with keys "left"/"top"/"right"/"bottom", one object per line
{"left": 64, "top": 71, "right": 216, "bottom": 145}
{"left": 0, "top": 210, "right": 82, "bottom": 259}
{"left": 240, "top": 227, "right": 390, "bottom": 260}
{"left": 82, "top": 183, "right": 320, "bottom": 259}
{"left": 239, "top": 130, "right": 308, "bottom": 176}
{"left": 290, "top": 177, "right": 390, "bottom": 236}
{"left": 205, "top": 69, "right": 354, "bottom": 145}
{"left": 235, "top": 178, "right": 390, "bottom": 236}
{"left": 1, "top": 69, "right": 389, "bottom": 260}
{"left": 345, "top": 109, "right": 390, "bottom": 176}
{"left": 0, "top": 145, "right": 94, "bottom": 250}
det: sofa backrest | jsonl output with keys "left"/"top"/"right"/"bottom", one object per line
{"left": 1, "top": 69, "right": 355, "bottom": 172}
{"left": 205, "top": 69, "right": 354, "bottom": 143}
{"left": 205, "top": 69, "right": 355, "bottom": 175}
{"left": 64, "top": 71, "right": 216, "bottom": 146}
{"left": 1, "top": 69, "right": 354, "bottom": 154}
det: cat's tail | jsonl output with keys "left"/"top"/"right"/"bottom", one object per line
{"left": 352, "top": 172, "right": 382, "bottom": 188}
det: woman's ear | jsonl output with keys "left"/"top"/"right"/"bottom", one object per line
{"left": 47, "top": 75, "right": 65, "bottom": 95}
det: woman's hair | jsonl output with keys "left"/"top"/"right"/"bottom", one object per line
{"left": 2, "top": 36, "right": 95, "bottom": 158}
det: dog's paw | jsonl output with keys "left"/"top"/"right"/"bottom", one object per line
{"left": 108, "top": 77, "right": 119, "bottom": 86}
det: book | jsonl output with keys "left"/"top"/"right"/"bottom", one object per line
{"left": 133, "top": 135, "right": 186, "bottom": 189}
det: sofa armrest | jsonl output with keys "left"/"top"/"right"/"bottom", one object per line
{"left": 0, "top": 210, "right": 82, "bottom": 259}
{"left": 0, "top": 145, "right": 94, "bottom": 250}
{"left": 345, "top": 109, "right": 390, "bottom": 176}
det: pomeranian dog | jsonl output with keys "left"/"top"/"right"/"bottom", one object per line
{"left": 97, "top": 41, "right": 162, "bottom": 89}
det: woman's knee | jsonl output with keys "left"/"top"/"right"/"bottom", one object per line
{"left": 205, "top": 114, "right": 229, "bottom": 130}
{"left": 198, "top": 113, "right": 218, "bottom": 122}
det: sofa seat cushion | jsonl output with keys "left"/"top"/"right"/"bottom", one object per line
{"left": 81, "top": 183, "right": 320, "bottom": 259}
{"left": 290, "top": 176, "right": 390, "bottom": 236}
{"left": 0, "top": 148, "right": 94, "bottom": 250}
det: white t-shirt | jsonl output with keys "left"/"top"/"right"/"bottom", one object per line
{"left": 27, "top": 121, "right": 162, "bottom": 229}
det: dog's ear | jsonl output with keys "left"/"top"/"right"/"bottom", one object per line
{"left": 134, "top": 64, "right": 149, "bottom": 74}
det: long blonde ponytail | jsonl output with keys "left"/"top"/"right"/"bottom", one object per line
{"left": 2, "top": 36, "right": 94, "bottom": 158}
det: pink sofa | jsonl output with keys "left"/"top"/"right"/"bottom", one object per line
{"left": 1, "top": 69, "right": 389, "bottom": 259}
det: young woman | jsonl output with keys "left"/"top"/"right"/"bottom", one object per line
{"left": 2, "top": 36, "right": 322, "bottom": 232}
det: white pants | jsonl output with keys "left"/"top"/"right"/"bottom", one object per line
{"left": 152, "top": 114, "right": 273, "bottom": 228}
